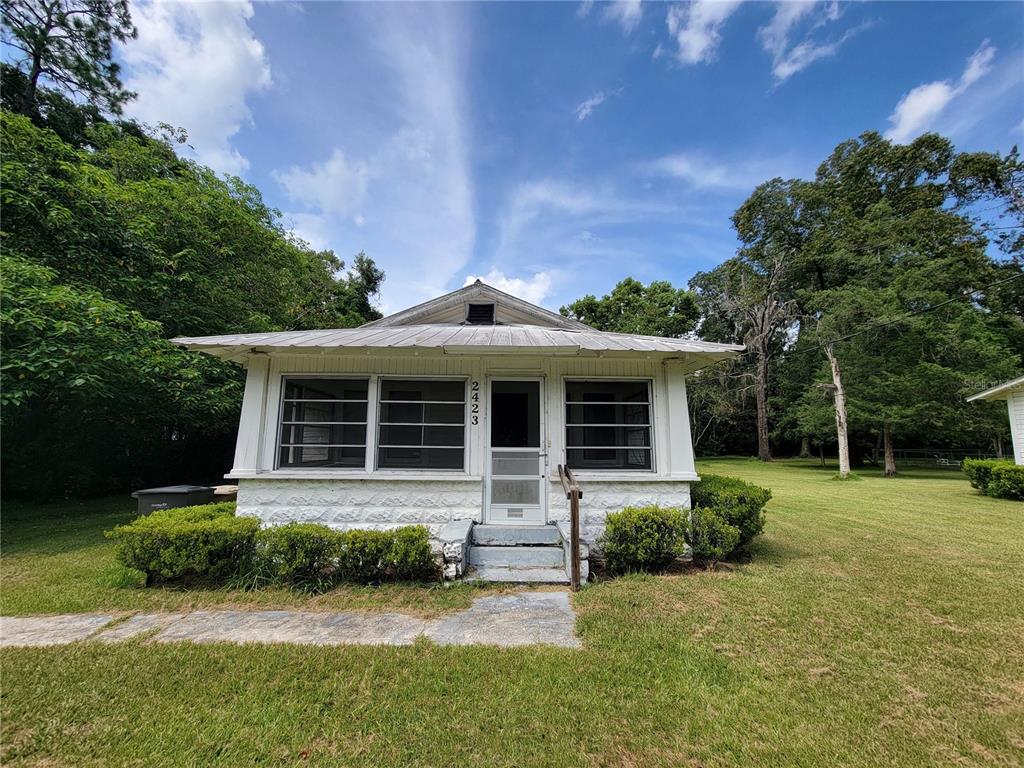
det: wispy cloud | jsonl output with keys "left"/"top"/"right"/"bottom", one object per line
{"left": 463, "top": 269, "right": 555, "bottom": 306}
{"left": 120, "top": 0, "right": 271, "bottom": 176}
{"left": 641, "top": 151, "right": 798, "bottom": 191}
{"left": 578, "top": 0, "right": 643, "bottom": 34}
{"left": 663, "top": 0, "right": 743, "bottom": 65}
{"left": 757, "top": 1, "right": 862, "bottom": 82}
{"left": 885, "top": 40, "right": 996, "bottom": 143}
{"left": 273, "top": 5, "right": 475, "bottom": 313}
{"left": 575, "top": 87, "right": 623, "bottom": 122}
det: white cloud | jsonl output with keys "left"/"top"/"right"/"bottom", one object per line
{"left": 885, "top": 40, "right": 996, "bottom": 144}
{"left": 664, "top": 0, "right": 743, "bottom": 65}
{"left": 273, "top": 5, "right": 474, "bottom": 314}
{"left": 575, "top": 87, "right": 623, "bottom": 122}
{"left": 120, "top": 0, "right": 271, "bottom": 176}
{"left": 463, "top": 269, "right": 554, "bottom": 306}
{"left": 757, "top": 1, "right": 861, "bottom": 82}
{"left": 274, "top": 149, "right": 371, "bottom": 222}
{"left": 642, "top": 151, "right": 798, "bottom": 191}
{"left": 603, "top": 0, "right": 643, "bottom": 33}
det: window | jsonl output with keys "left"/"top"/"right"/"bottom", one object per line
{"left": 279, "top": 378, "right": 368, "bottom": 468}
{"left": 377, "top": 379, "right": 466, "bottom": 470}
{"left": 565, "top": 380, "right": 652, "bottom": 470}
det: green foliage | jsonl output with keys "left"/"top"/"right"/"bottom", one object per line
{"left": 691, "top": 474, "right": 771, "bottom": 548}
{"left": 985, "top": 464, "right": 1024, "bottom": 501}
{"left": 255, "top": 523, "right": 345, "bottom": 594}
{"left": 106, "top": 503, "right": 258, "bottom": 585}
{"left": 684, "top": 507, "right": 741, "bottom": 570}
{"left": 962, "top": 458, "right": 1009, "bottom": 492}
{"left": 599, "top": 506, "right": 687, "bottom": 575}
{"left": 388, "top": 526, "right": 441, "bottom": 581}
{"left": 560, "top": 277, "right": 699, "bottom": 338}
{"left": 1, "top": 0, "right": 137, "bottom": 116}
{"left": 0, "top": 109, "right": 384, "bottom": 498}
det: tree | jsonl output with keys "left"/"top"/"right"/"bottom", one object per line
{"left": 560, "top": 277, "right": 699, "bottom": 337}
{"left": 1, "top": 110, "right": 384, "bottom": 497}
{"left": 1, "top": 0, "right": 136, "bottom": 117}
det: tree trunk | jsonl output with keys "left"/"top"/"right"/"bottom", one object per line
{"left": 754, "top": 352, "right": 772, "bottom": 462}
{"left": 824, "top": 344, "right": 851, "bottom": 479}
{"left": 799, "top": 436, "right": 810, "bottom": 458}
{"left": 882, "top": 423, "right": 896, "bottom": 478}
{"left": 994, "top": 435, "right": 1003, "bottom": 459}
{"left": 21, "top": 52, "right": 43, "bottom": 117}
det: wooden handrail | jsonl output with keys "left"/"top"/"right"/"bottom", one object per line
{"left": 557, "top": 464, "right": 582, "bottom": 591}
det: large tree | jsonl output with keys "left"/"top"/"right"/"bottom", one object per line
{"left": 1, "top": 0, "right": 135, "bottom": 117}
{"left": 1, "top": 109, "right": 384, "bottom": 497}
{"left": 560, "top": 277, "right": 699, "bottom": 337}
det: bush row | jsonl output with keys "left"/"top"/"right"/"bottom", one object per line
{"left": 599, "top": 474, "right": 772, "bottom": 574}
{"left": 962, "top": 459, "right": 1024, "bottom": 501}
{"left": 107, "top": 504, "right": 440, "bottom": 590}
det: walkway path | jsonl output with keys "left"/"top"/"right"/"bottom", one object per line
{"left": 0, "top": 591, "right": 580, "bottom": 649}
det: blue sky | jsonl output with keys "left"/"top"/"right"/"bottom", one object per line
{"left": 114, "top": 1, "right": 1024, "bottom": 314}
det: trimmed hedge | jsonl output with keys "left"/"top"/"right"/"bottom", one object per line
{"left": 691, "top": 474, "right": 771, "bottom": 548}
{"left": 988, "top": 464, "right": 1024, "bottom": 501}
{"left": 107, "top": 502, "right": 258, "bottom": 585}
{"left": 962, "top": 458, "right": 1022, "bottom": 500}
{"left": 962, "top": 458, "right": 1006, "bottom": 492}
{"left": 109, "top": 507, "right": 441, "bottom": 590}
{"left": 685, "top": 507, "right": 741, "bottom": 570}
{"left": 599, "top": 505, "right": 686, "bottom": 575}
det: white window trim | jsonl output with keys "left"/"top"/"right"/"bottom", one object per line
{"left": 275, "top": 375, "right": 371, "bottom": 471}
{"left": 562, "top": 376, "right": 657, "bottom": 474}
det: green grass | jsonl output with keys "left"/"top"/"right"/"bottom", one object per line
{"left": 0, "top": 496, "right": 505, "bottom": 617}
{"left": 3, "top": 458, "right": 1023, "bottom": 767}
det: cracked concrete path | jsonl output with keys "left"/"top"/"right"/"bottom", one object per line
{"left": 0, "top": 591, "right": 580, "bottom": 649}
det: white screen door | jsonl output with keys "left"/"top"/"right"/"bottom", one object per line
{"left": 486, "top": 379, "right": 545, "bottom": 524}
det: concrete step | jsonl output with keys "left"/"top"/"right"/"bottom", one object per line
{"left": 472, "top": 524, "right": 561, "bottom": 546}
{"left": 469, "top": 545, "right": 565, "bottom": 568}
{"left": 464, "top": 566, "right": 570, "bottom": 584}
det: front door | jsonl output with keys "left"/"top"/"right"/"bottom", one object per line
{"left": 485, "top": 379, "right": 546, "bottom": 525}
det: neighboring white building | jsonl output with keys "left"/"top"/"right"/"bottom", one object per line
{"left": 172, "top": 281, "right": 742, "bottom": 582}
{"left": 968, "top": 375, "right": 1024, "bottom": 465}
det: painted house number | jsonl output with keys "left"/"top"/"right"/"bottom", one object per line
{"left": 470, "top": 380, "right": 480, "bottom": 425}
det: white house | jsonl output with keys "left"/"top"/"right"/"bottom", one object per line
{"left": 967, "top": 375, "right": 1024, "bottom": 465}
{"left": 172, "top": 281, "right": 742, "bottom": 582}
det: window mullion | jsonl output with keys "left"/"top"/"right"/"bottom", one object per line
{"left": 365, "top": 374, "right": 379, "bottom": 473}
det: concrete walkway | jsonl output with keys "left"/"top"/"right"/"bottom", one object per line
{"left": 0, "top": 591, "right": 580, "bottom": 649}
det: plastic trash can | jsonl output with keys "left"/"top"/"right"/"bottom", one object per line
{"left": 130, "top": 485, "right": 216, "bottom": 515}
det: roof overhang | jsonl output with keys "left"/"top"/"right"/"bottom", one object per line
{"left": 967, "top": 375, "right": 1024, "bottom": 402}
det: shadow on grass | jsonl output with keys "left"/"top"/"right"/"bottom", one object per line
{"left": 0, "top": 497, "right": 135, "bottom": 556}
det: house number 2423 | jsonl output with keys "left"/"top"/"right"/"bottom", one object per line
{"left": 470, "top": 380, "right": 480, "bottom": 425}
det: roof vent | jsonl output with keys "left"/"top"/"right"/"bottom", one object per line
{"left": 466, "top": 302, "right": 496, "bottom": 325}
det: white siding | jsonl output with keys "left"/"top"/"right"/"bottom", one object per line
{"left": 1009, "top": 393, "right": 1024, "bottom": 465}
{"left": 231, "top": 353, "right": 698, "bottom": 541}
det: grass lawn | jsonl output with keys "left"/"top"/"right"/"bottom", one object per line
{"left": 2, "top": 458, "right": 1022, "bottom": 767}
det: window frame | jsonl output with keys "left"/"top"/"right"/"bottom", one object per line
{"left": 563, "top": 377, "right": 656, "bottom": 473}
{"left": 374, "top": 375, "right": 470, "bottom": 472}
{"left": 275, "top": 376, "right": 371, "bottom": 470}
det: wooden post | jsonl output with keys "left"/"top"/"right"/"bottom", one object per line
{"left": 558, "top": 464, "right": 582, "bottom": 592}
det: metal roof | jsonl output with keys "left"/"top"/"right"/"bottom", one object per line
{"left": 171, "top": 323, "right": 743, "bottom": 370}
{"left": 966, "top": 375, "right": 1024, "bottom": 402}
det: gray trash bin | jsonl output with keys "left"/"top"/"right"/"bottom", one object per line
{"left": 131, "top": 485, "right": 216, "bottom": 515}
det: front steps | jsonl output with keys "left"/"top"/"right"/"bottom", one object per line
{"left": 465, "top": 524, "right": 570, "bottom": 584}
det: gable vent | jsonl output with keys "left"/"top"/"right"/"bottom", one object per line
{"left": 466, "top": 303, "right": 496, "bottom": 325}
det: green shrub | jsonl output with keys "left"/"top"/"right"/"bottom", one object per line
{"left": 599, "top": 505, "right": 686, "bottom": 575}
{"left": 257, "top": 523, "right": 345, "bottom": 593}
{"left": 388, "top": 525, "right": 440, "bottom": 581}
{"left": 987, "top": 464, "right": 1024, "bottom": 501}
{"left": 691, "top": 474, "right": 771, "bottom": 548}
{"left": 962, "top": 458, "right": 1012, "bottom": 493}
{"left": 685, "top": 507, "right": 741, "bottom": 570}
{"left": 337, "top": 528, "right": 393, "bottom": 583}
{"left": 107, "top": 503, "right": 258, "bottom": 585}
